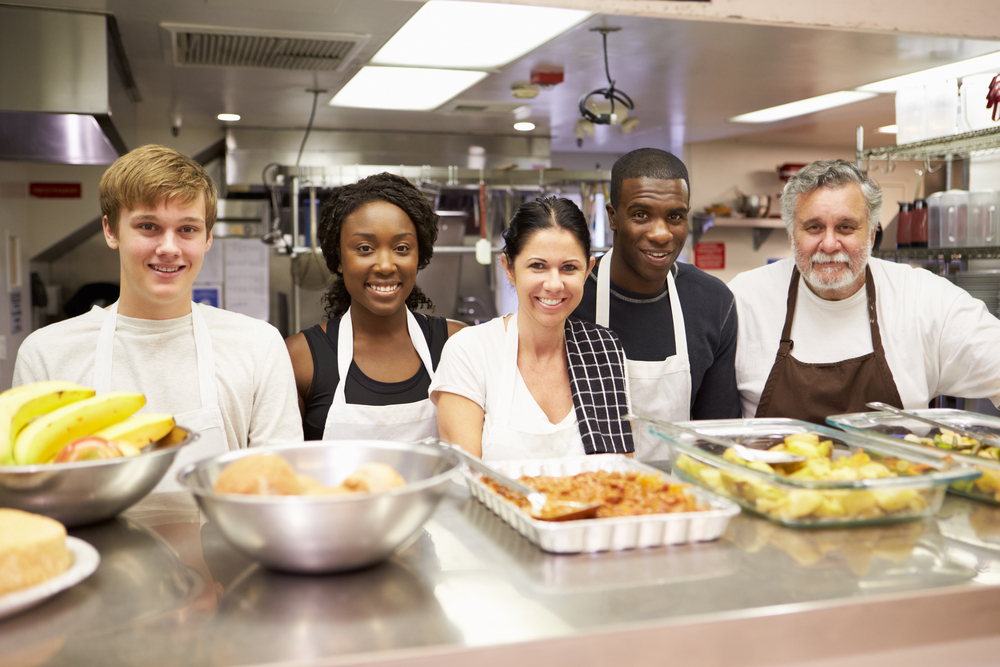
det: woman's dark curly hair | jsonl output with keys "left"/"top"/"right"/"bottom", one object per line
{"left": 318, "top": 172, "right": 439, "bottom": 319}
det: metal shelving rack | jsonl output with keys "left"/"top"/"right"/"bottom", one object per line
{"left": 874, "top": 246, "right": 1000, "bottom": 260}
{"left": 857, "top": 126, "right": 1000, "bottom": 165}
{"left": 858, "top": 125, "right": 1000, "bottom": 262}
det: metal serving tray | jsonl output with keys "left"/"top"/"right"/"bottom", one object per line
{"left": 827, "top": 409, "right": 1000, "bottom": 506}
{"left": 463, "top": 454, "right": 740, "bottom": 554}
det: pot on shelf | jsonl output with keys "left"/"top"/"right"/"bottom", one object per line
{"left": 736, "top": 194, "right": 771, "bottom": 219}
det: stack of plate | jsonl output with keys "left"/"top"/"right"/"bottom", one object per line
{"left": 955, "top": 270, "right": 1000, "bottom": 316}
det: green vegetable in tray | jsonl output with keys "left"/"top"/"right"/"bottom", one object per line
{"left": 901, "top": 429, "right": 1000, "bottom": 502}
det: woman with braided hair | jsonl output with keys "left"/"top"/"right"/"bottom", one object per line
{"left": 285, "top": 172, "right": 464, "bottom": 441}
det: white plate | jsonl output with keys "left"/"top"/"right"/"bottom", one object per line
{"left": 0, "top": 537, "right": 100, "bottom": 620}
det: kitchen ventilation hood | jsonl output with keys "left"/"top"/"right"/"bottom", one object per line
{"left": 0, "top": 6, "right": 137, "bottom": 164}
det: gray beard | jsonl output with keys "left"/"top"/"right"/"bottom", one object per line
{"left": 792, "top": 243, "right": 871, "bottom": 297}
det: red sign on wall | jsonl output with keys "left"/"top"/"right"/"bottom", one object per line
{"left": 30, "top": 183, "right": 81, "bottom": 198}
{"left": 694, "top": 242, "right": 725, "bottom": 270}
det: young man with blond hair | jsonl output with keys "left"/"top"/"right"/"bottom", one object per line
{"left": 14, "top": 144, "right": 302, "bottom": 488}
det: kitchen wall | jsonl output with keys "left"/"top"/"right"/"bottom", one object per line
{"left": 685, "top": 139, "right": 924, "bottom": 283}
{"left": 0, "top": 162, "right": 33, "bottom": 389}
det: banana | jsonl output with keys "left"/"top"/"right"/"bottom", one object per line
{"left": 92, "top": 413, "right": 175, "bottom": 449}
{"left": 13, "top": 392, "right": 146, "bottom": 465}
{"left": 0, "top": 381, "right": 95, "bottom": 465}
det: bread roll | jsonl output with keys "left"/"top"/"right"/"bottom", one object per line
{"left": 213, "top": 455, "right": 300, "bottom": 495}
{"left": 340, "top": 462, "right": 407, "bottom": 493}
{"left": 296, "top": 473, "right": 350, "bottom": 495}
{"left": 0, "top": 509, "right": 72, "bottom": 596}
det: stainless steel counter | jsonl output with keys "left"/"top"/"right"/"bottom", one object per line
{"left": 4, "top": 482, "right": 1000, "bottom": 667}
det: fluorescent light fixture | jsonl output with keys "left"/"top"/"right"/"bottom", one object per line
{"left": 513, "top": 122, "right": 535, "bottom": 132}
{"left": 372, "top": 1, "right": 591, "bottom": 70}
{"left": 857, "top": 51, "right": 1000, "bottom": 93}
{"left": 879, "top": 124, "right": 898, "bottom": 134}
{"left": 330, "top": 66, "right": 488, "bottom": 111}
{"left": 217, "top": 113, "right": 241, "bottom": 121}
{"left": 730, "top": 91, "right": 877, "bottom": 123}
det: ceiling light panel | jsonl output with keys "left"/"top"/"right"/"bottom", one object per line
{"left": 857, "top": 51, "right": 1000, "bottom": 93}
{"left": 371, "top": 1, "right": 591, "bottom": 70}
{"left": 729, "top": 91, "right": 877, "bottom": 123}
{"left": 329, "top": 66, "right": 488, "bottom": 111}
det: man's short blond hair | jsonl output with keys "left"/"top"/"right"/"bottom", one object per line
{"left": 100, "top": 144, "right": 218, "bottom": 236}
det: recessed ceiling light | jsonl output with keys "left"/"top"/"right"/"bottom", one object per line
{"left": 329, "top": 66, "right": 488, "bottom": 111}
{"left": 217, "top": 113, "right": 241, "bottom": 122}
{"left": 857, "top": 51, "right": 1000, "bottom": 93}
{"left": 372, "top": 1, "right": 591, "bottom": 70}
{"left": 879, "top": 124, "right": 898, "bottom": 134}
{"left": 513, "top": 122, "right": 535, "bottom": 132}
{"left": 729, "top": 91, "right": 878, "bottom": 123}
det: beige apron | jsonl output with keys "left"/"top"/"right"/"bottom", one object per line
{"left": 481, "top": 314, "right": 585, "bottom": 461}
{"left": 95, "top": 302, "right": 226, "bottom": 493}
{"left": 321, "top": 307, "right": 438, "bottom": 442}
{"left": 596, "top": 247, "right": 691, "bottom": 460}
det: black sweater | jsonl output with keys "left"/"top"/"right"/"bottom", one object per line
{"left": 572, "top": 261, "right": 741, "bottom": 420}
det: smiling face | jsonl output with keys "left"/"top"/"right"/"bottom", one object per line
{"left": 790, "top": 184, "right": 875, "bottom": 301}
{"left": 502, "top": 227, "right": 595, "bottom": 331}
{"left": 607, "top": 177, "right": 690, "bottom": 294}
{"left": 104, "top": 195, "right": 212, "bottom": 320}
{"left": 338, "top": 200, "right": 419, "bottom": 318}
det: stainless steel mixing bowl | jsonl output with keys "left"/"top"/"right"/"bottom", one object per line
{"left": 177, "top": 439, "right": 462, "bottom": 573}
{"left": 736, "top": 194, "right": 772, "bottom": 218}
{"left": 0, "top": 426, "right": 198, "bottom": 527}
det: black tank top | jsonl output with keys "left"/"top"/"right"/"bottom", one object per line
{"left": 300, "top": 313, "right": 449, "bottom": 441}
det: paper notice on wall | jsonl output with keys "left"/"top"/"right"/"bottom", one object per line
{"left": 223, "top": 238, "right": 269, "bottom": 321}
{"left": 196, "top": 244, "right": 224, "bottom": 284}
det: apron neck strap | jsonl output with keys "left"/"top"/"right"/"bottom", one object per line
{"left": 93, "top": 301, "right": 218, "bottom": 409}
{"left": 595, "top": 247, "right": 613, "bottom": 327}
{"left": 494, "top": 313, "right": 520, "bottom": 428}
{"left": 779, "top": 268, "right": 801, "bottom": 353}
{"left": 332, "top": 307, "right": 435, "bottom": 405}
{"left": 93, "top": 301, "right": 120, "bottom": 394}
{"left": 190, "top": 304, "right": 219, "bottom": 408}
{"left": 782, "top": 265, "right": 880, "bottom": 354}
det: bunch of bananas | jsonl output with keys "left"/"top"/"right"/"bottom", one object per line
{"left": 0, "top": 382, "right": 175, "bottom": 465}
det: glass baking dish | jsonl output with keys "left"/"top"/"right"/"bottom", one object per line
{"left": 827, "top": 409, "right": 1000, "bottom": 506}
{"left": 638, "top": 416, "right": 980, "bottom": 528}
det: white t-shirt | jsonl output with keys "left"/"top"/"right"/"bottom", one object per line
{"left": 728, "top": 258, "right": 1000, "bottom": 417}
{"left": 13, "top": 305, "right": 303, "bottom": 450}
{"left": 428, "top": 317, "right": 586, "bottom": 458}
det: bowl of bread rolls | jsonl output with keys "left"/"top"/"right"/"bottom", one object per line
{"left": 177, "top": 439, "right": 462, "bottom": 573}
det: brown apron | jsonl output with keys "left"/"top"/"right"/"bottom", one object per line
{"left": 755, "top": 266, "right": 903, "bottom": 425}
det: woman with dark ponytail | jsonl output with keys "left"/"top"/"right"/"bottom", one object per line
{"left": 286, "top": 172, "right": 464, "bottom": 441}
{"left": 430, "top": 196, "right": 634, "bottom": 460}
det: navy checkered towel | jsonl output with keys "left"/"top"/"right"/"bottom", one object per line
{"left": 564, "top": 317, "right": 634, "bottom": 455}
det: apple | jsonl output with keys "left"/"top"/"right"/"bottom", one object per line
{"left": 53, "top": 436, "right": 124, "bottom": 463}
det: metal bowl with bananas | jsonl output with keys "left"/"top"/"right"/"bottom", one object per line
{"left": 0, "top": 381, "right": 197, "bottom": 526}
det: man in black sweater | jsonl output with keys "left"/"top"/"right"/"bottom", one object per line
{"left": 572, "top": 148, "right": 740, "bottom": 459}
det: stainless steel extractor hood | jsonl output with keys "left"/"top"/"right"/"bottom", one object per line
{"left": 0, "top": 5, "right": 138, "bottom": 164}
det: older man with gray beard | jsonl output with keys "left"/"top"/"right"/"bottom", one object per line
{"left": 727, "top": 159, "right": 1000, "bottom": 424}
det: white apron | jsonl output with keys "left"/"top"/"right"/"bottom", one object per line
{"left": 596, "top": 247, "right": 692, "bottom": 460}
{"left": 481, "top": 313, "right": 586, "bottom": 461}
{"left": 322, "top": 307, "right": 438, "bottom": 442}
{"left": 95, "top": 302, "right": 227, "bottom": 493}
